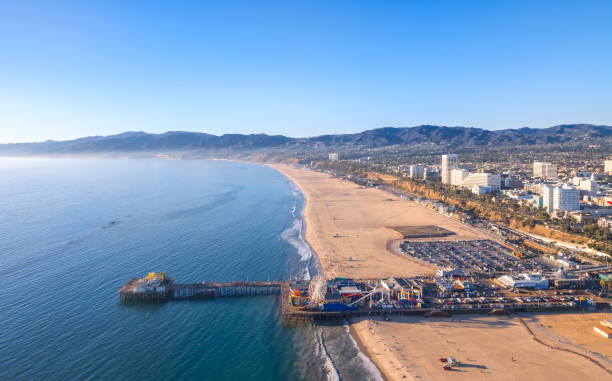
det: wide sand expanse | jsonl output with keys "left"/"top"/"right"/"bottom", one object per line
{"left": 271, "top": 164, "right": 489, "bottom": 279}
{"left": 351, "top": 314, "right": 611, "bottom": 381}
{"left": 521, "top": 312, "right": 612, "bottom": 364}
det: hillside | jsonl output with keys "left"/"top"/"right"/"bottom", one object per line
{"left": 1, "top": 124, "right": 610, "bottom": 155}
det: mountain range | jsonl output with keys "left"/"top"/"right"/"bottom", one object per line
{"left": 1, "top": 124, "right": 610, "bottom": 155}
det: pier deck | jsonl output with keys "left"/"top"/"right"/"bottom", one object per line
{"left": 119, "top": 277, "right": 610, "bottom": 320}
{"left": 119, "top": 278, "right": 284, "bottom": 303}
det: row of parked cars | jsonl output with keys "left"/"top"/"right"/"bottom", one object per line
{"left": 434, "top": 295, "right": 593, "bottom": 309}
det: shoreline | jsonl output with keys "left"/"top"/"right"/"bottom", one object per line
{"left": 270, "top": 163, "right": 390, "bottom": 380}
{"left": 348, "top": 322, "right": 392, "bottom": 381}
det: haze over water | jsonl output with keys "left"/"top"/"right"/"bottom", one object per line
{"left": 0, "top": 158, "right": 380, "bottom": 380}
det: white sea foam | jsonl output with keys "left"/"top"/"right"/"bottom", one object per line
{"left": 281, "top": 216, "right": 312, "bottom": 280}
{"left": 314, "top": 326, "right": 341, "bottom": 381}
{"left": 344, "top": 322, "right": 385, "bottom": 381}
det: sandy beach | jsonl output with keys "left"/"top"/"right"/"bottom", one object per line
{"left": 351, "top": 314, "right": 611, "bottom": 380}
{"left": 271, "top": 164, "right": 612, "bottom": 381}
{"left": 271, "top": 164, "right": 489, "bottom": 279}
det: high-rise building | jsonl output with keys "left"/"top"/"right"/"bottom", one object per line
{"left": 409, "top": 164, "right": 424, "bottom": 179}
{"left": 328, "top": 153, "right": 339, "bottom": 161}
{"left": 542, "top": 185, "right": 555, "bottom": 211}
{"left": 605, "top": 159, "right": 612, "bottom": 175}
{"left": 553, "top": 185, "right": 580, "bottom": 212}
{"left": 441, "top": 154, "right": 458, "bottom": 184}
{"left": 533, "top": 162, "right": 557, "bottom": 179}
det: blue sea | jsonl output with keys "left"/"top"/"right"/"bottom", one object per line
{"left": 0, "top": 158, "right": 382, "bottom": 380}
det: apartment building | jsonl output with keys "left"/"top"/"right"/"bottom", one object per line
{"left": 533, "top": 162, "right": 557, "bottom": 179}
{"left": 441, "top": 154, "right": 458, "bottom": 184}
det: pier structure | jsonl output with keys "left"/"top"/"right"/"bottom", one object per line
{"left": 171, "top": 281, "right": 283, "bottom": 299}
{"left": 118, "top": 274, "right": 284, "bottom": 303}
{"left": 119, "top": 273, "right": 611, "bottom": 320}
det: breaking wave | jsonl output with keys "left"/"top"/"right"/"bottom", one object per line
{"left": 344, "top": 322, "right": 384, "bottom": 381}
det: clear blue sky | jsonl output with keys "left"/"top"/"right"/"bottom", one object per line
{"left": 1, "top": 0, "right": 611, "bottom": 143}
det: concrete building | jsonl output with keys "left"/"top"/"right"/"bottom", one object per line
{"left": 441, "top": 154, "right": 458, "bottom": 184}
{"left": 542, "top": 184, "right": 555, "bottom": 211}
{"left": 533, "top": 162, "right": 557, "bottom": 179}
{"left": 328, "top": 153, "right": 339, "bottom": 161}
{"left": 524, "top": 182, "right": 543, "bottom": 195}
{"left": 409, "top": 164, "right": 424, "bottom": 179}
{"left": 450, "top": 168, "right": 468, "bottom": 186}
{"left": 605, "top": 159, "right": 612, "bottom": 175}
{"left": 553, "top": 185, "right": 580, "bottom": 212}
{"left": 462, "top": 172, "right": 501, "bottom": 191}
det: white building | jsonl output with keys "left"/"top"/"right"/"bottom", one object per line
{"left": 328, "top": 153, "right": 339, "bottom": 161}
{"left": 542, "top": 185, "right": 555, "bottom": 211}
{"left": 553, "top": 185, "right": 580, "bottom": 212}
{"left": 409, "top": 164, "right": 424, "bottom": 179}
{"left": 496, "top": 274, "right": 549, "bottom": 289}
{"left": 605, "top": 159, "right": 612, "bottom": 175}
{"left": 462, "top": 173, "right": 501, "bottom": 191}
{"left": 450, "top": 168, "right": 468, "bottom": 186}
{"left": 579, "top": 179, "right": 600, "bottom": 192}
{"left": 533, "top": 162, "right": 557, "bottom": 179}
{"left": 441, "top": 154, "right": 458, "bottom": 184}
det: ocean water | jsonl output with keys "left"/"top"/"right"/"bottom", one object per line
{"left": 0, "top": 158, "right": 382, "bottom": 381}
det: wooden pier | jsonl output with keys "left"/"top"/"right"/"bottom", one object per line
{"left": 171, "top": 281, "right": 283, "bottom": 299}
{"left": 119, "top": 278, "right": 284, "bottom": 303}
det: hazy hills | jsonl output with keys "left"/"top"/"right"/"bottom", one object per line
{"left": 1, "top": 124, "right": 610, "bottom": 155}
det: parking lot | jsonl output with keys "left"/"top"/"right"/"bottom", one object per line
{"left": 400, "top": 239, "right": 553, "bottom": 274}
{"left": 427, "top": 286, "right": 595, "bottom": 310}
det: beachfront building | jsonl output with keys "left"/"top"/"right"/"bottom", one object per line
{"left": 441, "top": 154, "right": 458, "bottom": 184}
{"left": 533, "top": 162, "right": 557, "bottom": 179}
{"left": 496, "top": 273, "right": 549, "bottom": 289}
{"left": 450, "top": 168, "right": 468, "bottom": 186}
{"left": 542, "top": 184, "right": 555, "bottom": 211}
{"left": 553, "top": 185, "right": 580, "bottom": 212}
{"left": 462, "top": 172, "right": 501, "bottom": 191}
{"left": 328, "top": 153, "right": 339, "bottom": 161}
{"left": 409, "top": 164, "right": 424, "bottom": 179}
